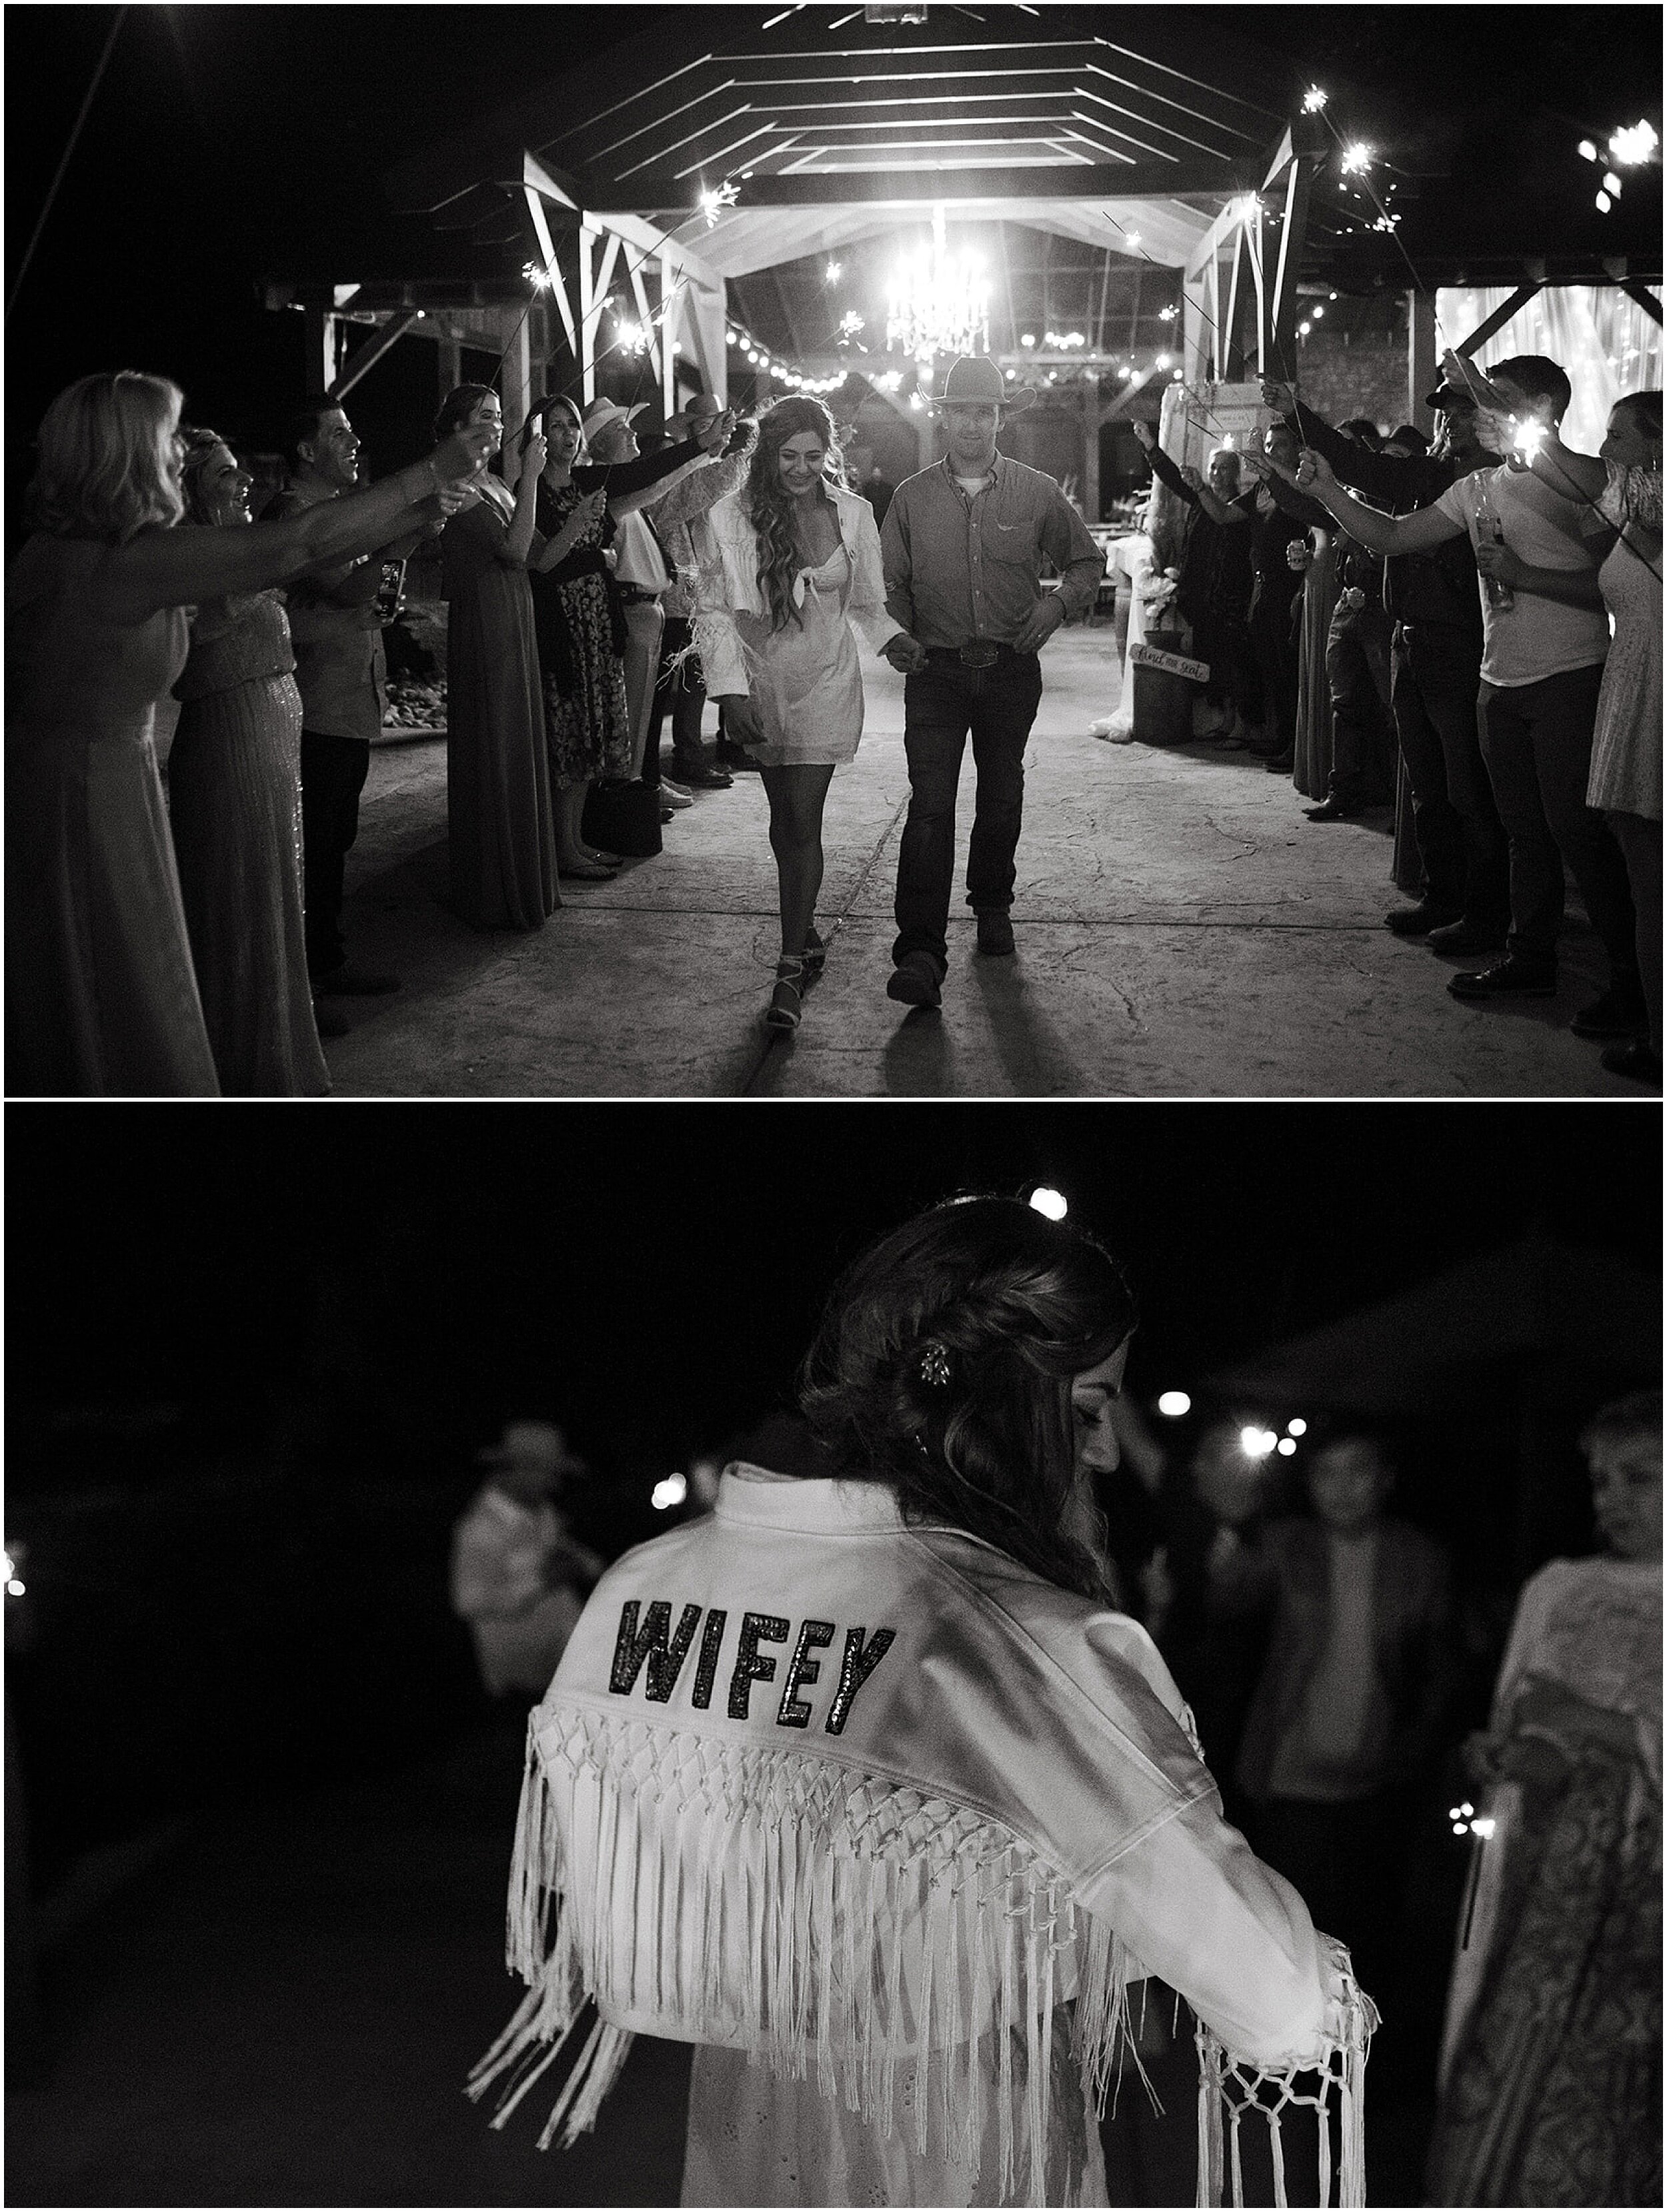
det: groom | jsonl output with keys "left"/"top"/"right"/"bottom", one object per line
{"left": 878, "top": 354, "right": 1104, "bottom": 1008}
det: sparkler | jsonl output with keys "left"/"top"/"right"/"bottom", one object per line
{"left": 1302, "top": 87, "right": 1329, "bottom": 113}
{"left": 1450, "top": 1803, "right": 1498, "bottom": 1948}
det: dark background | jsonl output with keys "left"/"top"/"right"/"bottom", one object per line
{"left": 7, "top": 3, "right": 1660, "bottom": 501}
{"left": 7, "top": 1100, "right": 1659, "bottom": 1888}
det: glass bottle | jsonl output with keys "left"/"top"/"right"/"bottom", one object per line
{"left": 1473, "top": 476, "right": 1514, "bottom": 611}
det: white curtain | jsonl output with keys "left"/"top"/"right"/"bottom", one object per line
{"left": 1437, "top": 285, "right": 1663, "bottom": 455}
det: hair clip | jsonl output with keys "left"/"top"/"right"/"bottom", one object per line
{"left": 919, "top": 1342, "right": 952, "bottom": 1389}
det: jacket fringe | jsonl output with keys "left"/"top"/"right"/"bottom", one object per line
{"left": 465, "top": 1708, "right": 1158, "bottom": 2199}
{"left": 1194, "top": 1936, "right": 1376, "bottom": 2209}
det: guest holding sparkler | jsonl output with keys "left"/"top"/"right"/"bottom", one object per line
{"left": 167, "top": 429, "right": 329, "bottom": 1095}
{"left": 5, "top": 370, "right": 490, "bottom": 1094}
{"left": 527, "top": 395, "right": 731, "bottom": 880}
{"left": 436, "top": 384, "right": 559, "bottom": 931}
{"left": 1264, "top": 375, "right": 1505, "bottom": 940}
{"left": 1471, "top": 389, "right": 1662, "bottom": 1084}
{"left": 1429, "top": 1391, "right": 1661, "bottom": 2207}
{"left": 1132, "top": 420, "right": 1260, "bottom": 742}
{"left": 1283, "top": 356, "right": 1641, "bottom": 1042}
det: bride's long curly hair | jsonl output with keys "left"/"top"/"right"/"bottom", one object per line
{"left": 742, "top": 397, "right": 848, "bottom": 634}
{"left": 798, "top": 1195, "right": 1138, "bottom": 1600}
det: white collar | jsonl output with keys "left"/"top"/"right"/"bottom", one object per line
{"left": 715, "top": 1461, "right": 908, "bottom": 1534}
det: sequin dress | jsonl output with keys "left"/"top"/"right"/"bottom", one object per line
{"left": 169, "top": 590, "right": 328, "bottom": 1097}
{"left": 5, "top": 533, "right": 218, "bottom": 1095}
{"left": 731, "top": 541, "right": 864, "bottom": 767}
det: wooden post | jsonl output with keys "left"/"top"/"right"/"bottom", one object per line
{"left": 1080, "top": 371, "right": 1100, "bottom": 521}
{"left": 303, "top": 301, "right": 338, "bottom": 395}
{"left": 439, "top": 333, "right": 462, "bottom": 406}
{"left": 1408, "top": 291, "right": 1438, "bottom": 435}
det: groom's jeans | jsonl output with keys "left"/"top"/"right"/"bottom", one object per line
{"left": 892, "top": 648, "right": 1044, "bottom": 970}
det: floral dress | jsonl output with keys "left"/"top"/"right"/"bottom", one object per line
{"left": 531, "top": 481, "right": 633, "bottom": 790}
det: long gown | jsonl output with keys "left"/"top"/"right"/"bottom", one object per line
{"left": 1292, "top": 528, "right": 1341, "bottom": 800}
{"left": 168, "top": 591, "right": 329, "bottom": 1097}
{"left": 6, "top": 533, "right": 219, "bottom": 1096}
{"left": 440, "top": 485, "right": 559, "bottom": 927}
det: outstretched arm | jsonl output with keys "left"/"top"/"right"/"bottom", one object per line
{"left": 97, "top": 426, "right": 493, "bottom": 621}
{"left": 1285, "top": 447, "right": 1464, "bottom": 556}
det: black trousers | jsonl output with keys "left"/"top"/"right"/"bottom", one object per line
{"left": 892, "top": 652, "right": 1044, "bottom": 969}
{"left": 300, "top": 730, "right": 371, "bottom": 979}
{"left": 1390, "top": 624, "right": 1508, "bottom": 921}
{"left": 1326, "top": 604, "right": 1396, "bottom": 803}
{"left": 1248, "top": 576, "right": 1301, "bottom": 748}
{"left": 1478, "top": 662, "right": 1638, "bottom": 974}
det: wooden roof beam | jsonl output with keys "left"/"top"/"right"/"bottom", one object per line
{"left": 589, "top": 157, "right": 1255, "bottom": 213}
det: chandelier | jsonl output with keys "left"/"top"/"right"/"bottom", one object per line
{"left": 885, "top": 206, "right": 990, "bottom": 362}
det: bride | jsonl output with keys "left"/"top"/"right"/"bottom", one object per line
{"left": 693, "top": 397, "right": 905, "bottom": 1033}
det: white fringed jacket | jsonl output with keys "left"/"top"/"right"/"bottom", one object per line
{"left": 471, "top": 1464, "right": 1374, "bottom": 2207}
{"left": 690, "top": 482, "right": 904, "bottom": 698}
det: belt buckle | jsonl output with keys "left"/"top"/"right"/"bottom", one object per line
{"left": 960, "top": 642, "right": 999, "bottom": 669}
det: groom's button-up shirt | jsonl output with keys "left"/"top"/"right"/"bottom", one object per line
{"left": 880, "top": 453, "right": 1105, "bottom": 650}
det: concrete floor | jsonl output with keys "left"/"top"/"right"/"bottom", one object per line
{"left": 318, "top": 631, "right": 1641, "bottom": 1098}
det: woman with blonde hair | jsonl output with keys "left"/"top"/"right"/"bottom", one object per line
{"left": 6, "top": 370, "right": 491, "bottom": 1094}
{"left": 695, "top": 397, "right": 904, "bottom": 1031}
{"left": 166, "top": 428, "right": 329, "bottom": 1095}
{"left": 471, "top": 1195, "right": 1377, "bottom": 2207}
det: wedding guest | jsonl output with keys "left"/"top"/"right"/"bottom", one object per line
{"left": 1290, "top": 355, "right": 1640, "bottom": 1040}
{"left": 1263, "top": 375, "right": 1504, "bottom": 943}
{"left": 581, "top": 398, "right": 683, "bottom": 803}
{"left": 697, "top": 397, "right": 904, "bottom": 1031}
{"left": 642, "top": 395, "right": 756, "bottom": 793}
{"left": 167, "top": 429, "right": 328, "bottom": 1095}
{"left": 269, "top": 401, "right": 445, "bottom": 1018}
{"left": 5, "top": 369, "right": 488, "bottom": 1095}
{"left": 1474, "top": 389, "right": 1662, "bottom": 1082}
{"left": 1429, "top": 1390, "right": 1660, "bottom": 2206}
{"left": 435, "top": 384, "right": 557, "bottom": 931}
{"left": 1132, "top": 420, "right": 1259, "bottom": 743}
{"left": 527, "top": 395, "right": 730, "bottom": 879}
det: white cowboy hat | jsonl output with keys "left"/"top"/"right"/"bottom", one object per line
{"left": 930, "top": 354, "right": 1037, "bottom": 413}
{"left": 581, "top": 396, "right": 651, "bottom": 441}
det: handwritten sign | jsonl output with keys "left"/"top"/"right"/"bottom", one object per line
{"left": 1130, "top": 641, "right": 1210, "bottom": 684}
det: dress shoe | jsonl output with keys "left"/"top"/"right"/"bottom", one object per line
{"left": 1426, "top": 917, "right": 1508, "bottom": 957}
{"left": 886, "top": 951, "right": 944, "bottom": 1009}
{"left": 1384, "top": 901, "right": 1462, "bottom": 938}
{"left": 657, "top": 782, "right": 693, "bottom": 810}
{"left": 559, "top": 858, "right": 617, "bottom": 882}
{"left": 672, "top": 756, "right": 733, "bottom": 790}
{"left": 975, "top": 910, "right": 1016, "bottom": 956}
{"left": 1571, "top": 982, "right": 1649, "bottom": 1039}
{"left": 1448, "top": 956, "right": 1556, "bottom": 1000}
{"left": 1303, "top": 794, "right": 1350, "bottom": 822}
{"left": 1601, "top": 1037, "right": 1662, "bottom": 1083}
{"left": 312, "top": 1001, "right": 351, "bottom": 1039}
{"left": 314, "top": 965, "right": 400, "bottom": 996}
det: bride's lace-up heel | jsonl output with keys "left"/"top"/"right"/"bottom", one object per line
{"left": 764, "top": 956, "right": 807, "bottom": 1032}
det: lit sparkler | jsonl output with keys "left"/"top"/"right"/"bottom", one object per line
{"left": 1302, "top": 86, "right": 1329, "bottom": 113}
{"left": 1340, "top": 142, "right": 1374, "bottom": 177}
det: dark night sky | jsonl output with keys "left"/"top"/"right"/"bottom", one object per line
{"left": 5, "top": 3, "right": 1659, "bottom": 477}
{"left": 9, "top": 1102, "right": 1659, "bottom": 1484}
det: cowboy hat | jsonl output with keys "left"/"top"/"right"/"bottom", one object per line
{"left": 664, "top": 391, "right": 729, "bottom": 437}
{"left": 581, "top": 396, "right": 650, "bottom": 441}
{"left": 930, "top": 354, "right": 1036, "bottom": 413}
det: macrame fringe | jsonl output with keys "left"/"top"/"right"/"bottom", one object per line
{"left": 465, "top": 1707, "right": 1162, "bottom": 2202}
{"left": 1194, "top": 1936, "right": 1377, "bottom": 2209}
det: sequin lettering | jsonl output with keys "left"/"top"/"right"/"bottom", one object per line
{"left": 690, "top": 1608, "right": 727, "bottom": 1709}
{"left": 776, "top": 1618, "right": 835, "bottom": 1728}
{"left": 825, "top": 1625, "right": 897, "bottom": 1735}
{"left": 727, "top": 1611, "right": 789, "bottom": 1720}
{"left": 609, "top": 1599, "right": 703, "bottom": 1701}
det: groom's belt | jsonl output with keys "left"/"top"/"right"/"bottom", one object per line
{"left": 924, "top": 640, "right": 1013, "bottom": 668}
